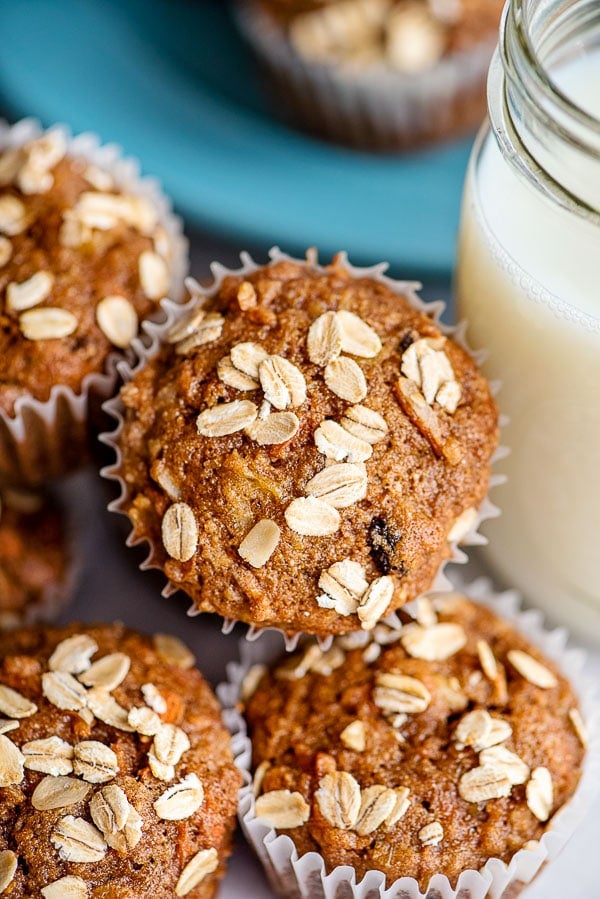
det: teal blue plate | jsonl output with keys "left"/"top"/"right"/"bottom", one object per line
{"left": 0, "top": 0, "right": 475, "bottom": 276}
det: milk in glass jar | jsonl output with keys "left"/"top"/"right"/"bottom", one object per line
{"left": 457, "top": 0, "right": 600, "bottom": 640}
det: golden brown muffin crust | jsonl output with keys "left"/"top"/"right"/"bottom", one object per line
{"left": 116, "top": 257, "right": 498, "bottom": 636}
{"left": 0, "top": 133, "right": 177, "bottom": 416}
{"left": 0, "top": 490, "right": 69, "bottom": 626}
{"left": 244, "top": 597, "right": 585, "bottom": 889}
{"left": 0, "top": 623, "right": 241, "bottom": 897}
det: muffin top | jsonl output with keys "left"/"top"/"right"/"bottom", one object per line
{"left": 255, "top": 0, "right": 505, "bottom": 74}
{"left": 0, "top": 623, "right": 241, "bottom": 897}
{"left": 0, "top": 127, "right": 182, "bottom": 416}
{"left": 244, "top": 595, "right": 586, "bottom": 889}
{"left": 0, "top": 489, "right": 70, "bottom": 628}
{"left": 116, "top": 255, "right": 498, "bottom": 636}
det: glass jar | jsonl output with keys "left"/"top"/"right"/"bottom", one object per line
{"left": 456, "top": 0, "right": 600, "bottom": 641}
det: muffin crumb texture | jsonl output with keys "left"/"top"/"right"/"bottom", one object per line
{"left": 237, "top": 0, "right": 506, "bottom": 150}
{"left": 117, "top": 257, "right": 498, "bottom": 635}
{"left": 0, "top": 623, "right": 241, "bottom": 897}
{"left": 244, "top": 596, "right": 585, "bottom": 888}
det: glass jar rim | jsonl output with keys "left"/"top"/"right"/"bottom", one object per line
{"left": 490, "top": 0, "right": 600, "bottom": 221}
{"left": 509, "top": 0, "right": 600, "bottom": 133}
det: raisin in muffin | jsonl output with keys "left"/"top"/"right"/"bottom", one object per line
{"left": 0, "top": 623, "right": 241, "bottom": 897}
{"left": 235, "top": 0, "right": 505, "bottom": 150}
{"left": 0, "top": 122, "right": 187, "bottom": 486}
{"left": 107, "top": 252, "right": 498, "bottom": 637}
{"left": 0, "top": 488, "right": 73, "bottom": 628}
{"left": 241, "top": 594, "right": 586, "bottom": 893}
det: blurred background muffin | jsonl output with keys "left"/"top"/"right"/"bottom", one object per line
{"left": 235, "top": 0, "right": 505, "bottom": 150}
{"left": 0, "top": 488, "right": 75, "bottom": 629}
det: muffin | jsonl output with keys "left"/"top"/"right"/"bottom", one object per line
{"left": 240, "top": 593, "right": 588, "bottom": 895}
{"left": 0, "top": 488, "right": 75, "bottom": 628}
{"left": 0, "top": 120, "right": 187, "bottom": 486}
{"left": 235, "top": 0, "right": 505, "bottom": 150}
{"left": 0, "top": 622, "right": 241, "bottom": 897}
{"left": 104, "top": 251, "right": 498, "bottom": 637}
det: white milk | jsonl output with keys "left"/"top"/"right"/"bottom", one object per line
{"left": 457, "top": 51, "right": 600, "bottom": 640}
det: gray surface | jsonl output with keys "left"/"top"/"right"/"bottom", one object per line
{"left": 57, "top": 232, "right": 600, "bottom": 897}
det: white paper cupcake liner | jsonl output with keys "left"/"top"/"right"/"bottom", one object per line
{"left": 0, "top": 486, "right": 82, "bottom": 629}
{"left": 0, "top": 117, "right": 188, "bottom": 487}
{"left": 235, "top": 1, "right": 496, "bottom": 151}
{"left": 218, "top": 579, "right": 600, "bottom": 899}
{"left": 100, "top": 246, "right": 503, "bottom": 651}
